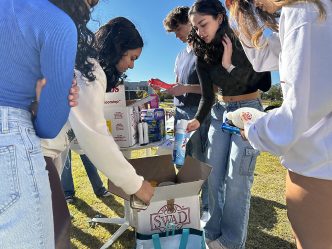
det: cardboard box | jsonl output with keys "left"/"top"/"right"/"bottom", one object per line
{"left": 104, "top": 85, "right": 126, "bottom": 107}
{"left": 104, "top": 86, "right": 152, "bottom": 148}
{"left": 105, "top": 106, "right": 140, "bottom": 148}
{"left": 108, "top": 155, "right": 211, "bottom": 234}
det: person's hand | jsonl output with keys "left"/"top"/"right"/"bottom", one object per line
{"left": 166, "top": 84, "right": 187, "bottom": 96}
{"left": 35, "top": 78, "right": 47, "bottom": 102}
{"left": 68, "top": 79, "right": 79, "bottom": 107}
{"left": 221, "top": 34, "right": 233, "bottom": 70}
{"left": 186, "top": 119, "right": 200, "bottom": 132}
{"left": 148, "top": 78, "right": 163, "bottom": 92}
{"left": 240, "top": 129, "right": 248, "bottom": 140}
{"left": 35, "top": 78, "right": 79, "bottom": 107}
{"left": 240, "top": 112, "right": 253, "bottom": 140}
{"left": 31, "top": 78, "right": 47, "bottom": 117}
{"left": 150, "top": 83, "right": 162, "bottom": 91}
{"left": 134, "top": 180, "right": 155, "bottom": 204}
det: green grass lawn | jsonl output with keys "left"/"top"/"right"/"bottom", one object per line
{"left": 68, "top": 152, "right": 296, "bottom": 249}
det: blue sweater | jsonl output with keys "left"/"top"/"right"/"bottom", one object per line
{"left": 0, "top": 0, "right": 77, "bottom": 138}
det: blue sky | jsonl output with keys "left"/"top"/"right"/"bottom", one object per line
{"left": 88, "top": 0, "right": 280, "bottom": 84}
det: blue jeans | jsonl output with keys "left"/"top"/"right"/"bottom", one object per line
{"left": 204, "top": 99, "right": 262, "bottom": 249}
{"left": 0, "top": 106, "right": 54, "bottom": 249}
{"left": 175, "top": 106, "right": 210, "bottom": 211}
{"left": 61, "top": 151, "right": 107, "bottom": 197}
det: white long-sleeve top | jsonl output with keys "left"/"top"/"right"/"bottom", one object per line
{"left": 41, "top": 60, "right": 144, "bottom": 195}
{"left": 241, "top": 1, "right": 332, "bottom": 179}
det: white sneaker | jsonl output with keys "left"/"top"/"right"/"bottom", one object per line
{"left": 201, "top": 211, "right": 210, "bottom": 223}
{"left": 97, "top": 190, "right": 112, "bottom": 198}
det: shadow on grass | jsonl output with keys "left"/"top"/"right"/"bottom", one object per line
{"left": 72, "top": 195, "right": 124, "bottom": 219}
{"left": 250, "top": 196, "right": 286, "bottom": 230}
{"left": 71, "top": 225, "right": 103, "bottom": 249}
{"left": 71, "top": 222, "right": 135, "bottom": 249}
{"left": 99, "top": 194, "right": 125, "bottom": 218}
{"left": 247, "top": 196, "right": 296, "bottom": 249}
{"left": 71, "top": 197, "right": 133, "bottom": 236}
{"left": 247, "top": 229, "right": 295, "bottom": 249}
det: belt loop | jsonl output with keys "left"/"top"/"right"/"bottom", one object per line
{"left": 1, "top": 107, "right": 9, "bottom": 133}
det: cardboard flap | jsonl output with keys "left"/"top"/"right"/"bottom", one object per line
{"left": 108, "top": 155, "right": 212, "bottom": 201}
{"left": 151, "top": 180, "right": 204, "bottom": 202}
{"left": 176, "top": 156, "right": 212, "bottom": 183}
{"left": 129, "top": 155, "right": 176, "bottom": 183}
{"left": 108, "top": 154, "right": 176, "bottom": 200}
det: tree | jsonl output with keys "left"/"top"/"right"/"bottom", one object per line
{"left": 262, "top": 84, "right": 283, "bottom": 102}
{"left": 135, "top": 89, "right": 148, "bottom": 99}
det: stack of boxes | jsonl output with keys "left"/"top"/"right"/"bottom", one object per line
{"left": 104, "top": 85, "right": 166, "bottom": 148}
{"left": 103, "top": 84, "right": 212, "bottom": 236}
{"left": 104, "top": 85, "right": 140, "bottom": 147}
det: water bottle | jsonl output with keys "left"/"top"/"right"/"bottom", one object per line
{"left": 138, "top": 122, "right": 149, "bottom": 145}
{"left": 138, "top": 122, "right": 144, "bottom": 145}
{"left": 142, "top": 122, "right": 149, "bottom": 145}
{"left": 173, "top": 119, "right": 189, "bottom": 166}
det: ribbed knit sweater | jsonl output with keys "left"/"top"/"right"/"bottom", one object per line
{"left": 0, "top": 0, "right": 77, "bottom": 138}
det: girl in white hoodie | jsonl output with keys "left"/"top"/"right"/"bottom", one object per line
{"left": 42, "top": 16, "right": 154, "bottom": 202}
{"left": 227, "top": 0, "right": 332, "bottom": 248}
{"left": 41, "top": 17, "right": 155, "bottom": 247}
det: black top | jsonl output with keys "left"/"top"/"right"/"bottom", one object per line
{"left": 174, "top": 47, "right": 201, "bottom": 107}
{"left": 194, "top": 42, "right": 271, "bottom": 124}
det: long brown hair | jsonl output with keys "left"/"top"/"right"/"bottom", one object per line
{"left": 228, "top": 0, "right": 328, "bottom": 47}
{"left": 187, "top": 0, "right": 236, "bottom": 65}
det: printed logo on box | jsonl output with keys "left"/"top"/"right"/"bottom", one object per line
{"left": 150, "top": 204, "right": 190, "bottom": 232}
{"left": 110, "top": 87, "right": 120, "bottom": 93}
{"left": 113, "top": 112, "right": 123, "bottom": 119}
{"left": 105, "top": 100, "right": 122, "bottom": 105}
{"left": 116, "top": 123, "right": 124, "bottom": 131}
{"left": 114, "top": 135, "right": 127, "bottom": 141}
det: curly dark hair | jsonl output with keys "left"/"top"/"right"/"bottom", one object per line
{"left": 49, "top": 0, "right": 98, "bottom": 81}
{"left": 188, "top": 0, "right": 238, "bottom": 65}
{"left": 94, "top": 17, "right": 144, "bottom": 92}
{"left": 163, "top": 6, "right": 190, "bottom": 32}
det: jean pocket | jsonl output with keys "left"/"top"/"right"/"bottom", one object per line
{"left": 0, "top": 145, "right": 20, "bottom": 215}
{"left": 22, "top": 127, "right": 42, "bottom": 154}
{"left": 239, "top": 147, "right": 260, "bottom": 176}
{"left": 211, "top": 103, "right": 225, "bottom": 121}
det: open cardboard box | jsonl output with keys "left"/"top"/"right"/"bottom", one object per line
{"left": 108, "top": 154, "right": 211, "bottom": 234}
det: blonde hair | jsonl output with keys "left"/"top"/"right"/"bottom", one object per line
{"left": 229, "top": 0, "right": 328, "bottom": 47}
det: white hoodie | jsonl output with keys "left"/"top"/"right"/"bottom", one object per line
{"left": 41, "top": 60, "right": 143, "bottom": 195}
{"left": 241, "top": 0, "right": 332, "bottom": 179}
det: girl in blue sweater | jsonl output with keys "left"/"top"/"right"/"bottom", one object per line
{"left": 0, "top": 0, "right": 97, "bottom": 248}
